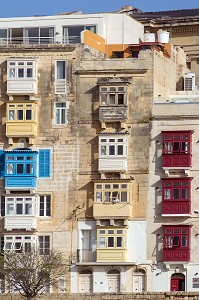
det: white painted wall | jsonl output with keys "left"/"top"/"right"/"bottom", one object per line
{"left": 127, "top": 220, "right": 147, "bottom": 262}
{"left": 77, "top": 220, "right": 97, "bottom": 252}
{"left": 104, "top": 13, "right": 144, "bottom": 45}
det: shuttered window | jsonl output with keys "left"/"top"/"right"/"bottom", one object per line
{"left": 39, "top": 149, "right": 51, "bottom": 177}
{"left": 0, "top": 151, "right": 5, "bottom": 178}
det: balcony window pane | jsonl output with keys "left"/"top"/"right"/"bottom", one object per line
{"left": 26, "top": 110, "right": 32, "bottom": 120}
{"left": 85, "top": 25, "right": 96, "bottom": 33}
{"left": 165, "top": 236, "right": 172, "bottom": 247}
{"left": 99, "top": 237, "right": 105, "bottom": 248}
{"left": 66, "top": 26, "right": 84, "bottom": 44}
{"left": 101, "top": 145, "right": 106, "bottom": 155}
{"left": 9, "top": 68, "right": 15, "bottom": 78}
{"left": 96, "top": 192, "right": 102, "bottom": 202}
{"left": 109, "top": 145, "right": 115, "bottom": 155}
{"left": 26, "top": 164, "right": 33, "bottom": 174}
{"left": 25, "top": 27, "right": 39, "bottom": 44}
{"left": 121, "top": 191, "right": 127, "bottom": 202}
{"left": 173, "top": 236, "right": 179, "bottom": 246}
{"left": 17, "top": 164, "right": 23, "bottom": 174}
{"left": 7, "top": 204, "right": 14, "bottom": 215}
{"left": 24, "top": 242, "right": 32, "bottom": 253}
{"left": 164, "top": 189, "right": 170, "bottom": 200}
{"left": 108, "top": 237, "right": 114, "bottom": 247}
{"left": 173, "top": 189, "right": 179, "bottom": 200}
{"left": 104, "top": 192, "right": 111, "bottom": 203}
{"left": 17, "top": 110, "right": 23, "bottom": 120}
{"left": 164, "top": 142, "right": 171, "bottom": 153}
{"left": 182, "top": 188, "right": 188, "bottom": 200}
{"left": 109, "top": 94, "right": 116, "bottom": 105}
{"left": 17, "top": 157, "right": 24, "bottom": 160}
{"left": 5, "top": 242, "right": 12, "bottom": 250}
{"left": 18, "top": 68, "right": 24, "bottom": 78}
{"left": 27, "top": 68, "right": 33, "bottom": 78}
{"left": 16, "top": 203, "right": 23, "bottom": 214}
{"left": 7, "top": 164, "right": 14, "bottom": 174}
{"left": 182, "top": 236, "right": 188, "bottom": 247}
{"left": 118, "top": 94, "right": 124, "bottom": 105}
{"left": 173, "top": 142, "right": 180, "bottom": 152}
{"left": 8, "top": 110, "right": 15, "bottom": 120}
{"left": 118, "top": 145, "right": 123, "bottom": 155}
{"left": 101, "top": 94, "right": 108, "bottom": 105}
{"left": 25, "top": 203, "right": 32, "bottom": 215}
{"left": 182, "top": 142, "right": 188, "bottom": 153}
{"left": 117, "top": 237, "right": 123, "bottom": 247}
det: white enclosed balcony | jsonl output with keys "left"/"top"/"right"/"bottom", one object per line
{"left": 7, "top": 59, "right": 37, "bottom": 95}
{"left": 4, "top": 216, "right": 36, "bottom": 231}
{"left": 98, "top": 133, "right": 129, "bottom": 173}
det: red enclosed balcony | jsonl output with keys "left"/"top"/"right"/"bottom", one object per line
{"left": 162, "top": 178, "right": 191, "bottom": 216}
{"left": 163, "top": 225, "right": 191, "bottom": 262}
{"left": 162, "top": 131, "right": 192, "bottom": 168}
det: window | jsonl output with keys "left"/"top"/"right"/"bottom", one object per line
{"left": 99, "top": 136, "right": 127, "bottom": 157}
{"left": 164, "top": 226, "right": 190, "bottom": 249}
{"left": 5, "top": 152, "right": 37, "bottom": 177}
{"left": 39, "top": 149, "right": 51, "bottom": 178}
{"left": 4, "top": 235, "right": 35, "bottom": 253}
{"left": 100, "top": 86, "right": 127, "bottom": 106}
{"left": 162, "top": 131, "right": 192, "bottom": 155}
{"left": 0, "top": 196, "right": 5, "bottom": 217}
{"left": 25, "top": 27, "right": 54, "bottom": 44}
{"left": 55, "top": 102, "right": 66, "bottom": 125}
{"left": 95, "top": 182, "right": 129, "bottom": 203}
{"left": 98, "top": 228, "right": 126, "bottom": 249}
{"left": 7, "top": 103, "right": 36, "bottom": 121}
{"left": 7, "top": 60, "right": 36, "bottom": 79}
{"left": 162, "top": 179, "right": 190, "bottom": 202}
{"left": 5, "top": 197, "right": 35, "bottom": 216}
{"left": 63, "top": 25, "right": 96, "bottom": 44}
{"left": 38, "top": 236, "right": 50, "bottom": 255}
{"left": 39, "top": 195, "right": 51, "bottom": 217}
{"left": 56, "top": 61, "right": 66, "bottom": 80}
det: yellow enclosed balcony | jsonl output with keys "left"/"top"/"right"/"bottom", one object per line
{"left": 93, "top": 180, "right": 134, "bottom": 219}
{"left": 97, "top": 227, "right": 127, "bottom": 262}
{"left": 6, "top": 101, "right": 37, "bottom": 143}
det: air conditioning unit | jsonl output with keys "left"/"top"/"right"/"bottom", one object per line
{"left": 184, "top": 73, "right": 196, "bottom": 91}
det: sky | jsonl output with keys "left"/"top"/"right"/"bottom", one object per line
{"left": 0, "top": 0, "right": 199, "bottom": 18}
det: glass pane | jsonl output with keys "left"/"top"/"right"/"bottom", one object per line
{"left": 118, "top": 145, "right": 123, "bottom": 155}
{"left": 99, "top": 237, "right": 105, "bottom": 248}
{"left": 16, "top": 203, "right": 23, "bottom": 214}
{"left": 165, "top": 236, "right": 171, "bottom": 247}
{"left": 26, "top": 110, "right": 32, "bottom": 120}
{"left": 109, "top": 145, "right": 115, "bottom": 155}
{"left": 26, "top": 164, "right": 33, "bottom": 174}
{"left": 9, "top": 110, "right": 15, "bottom": 120}
{"left": 101, "top": 145, "right": 106, "bottom": 155}
{"left": 108, "top": 237, "right": 114, "bottom": 247}
{"left": 182, "top": 236, "right": 188, "bottom": 247}
{"left": 46, "top": 197, "right": 51, "bottom": 216}
{"left": 9, "top": 68, "right": 15, "bottom": 78}
{"left": 121, "top": 191, "right": 127, "bottom": 202}
{"left": 109, "top": 94, "right": 116, "bottom": 105}
{"left": 27, "top": 68, "right": 33, "bottom": 78}
{"left": 101, "top": 94, "right": 108, "bottom": 105}
{"left": 104, "top": 192, "right": 111, "bottom": 203}
{"left": 182, "top": 188, "right": 188, "bottom": 200}
{"left": 25, "top": 203, "right": 32, "bottom": 215}
{"left": 85, "top": 25, "right": 96, "bottom": 33}
{"left": 108, "top": 230, "right": 114, "bottom": 234}
{"left": 118, "top": 94, "right": 124, "bottom": 105}
{"left": 24, "top": 242, "right": 32, "bottom": 253}
{"left": 56, "top": 61, "right": 66, "bottom": 79}
{"left": 7, "top": 164, "right": 14, "bottom": 174}
{"left": 117, "top": 237, "right": 123, "bottom": 247}
{"left": 7, "top": 203, "right": 14, "bottom": 215}
{"left": 182, "top": 142, "right": 188, "bottom": 153}
{"left": 164, "top": 189, "right": 170, "bottom": 200}
{"left": 17, "top": 164, "right": 23, "bottom": 174}
{"left": 17, "top": 110, "right": 23, "bottom": 120}
{"left": 18, "top": 68, "right": 24, "bottom": 78}
{"left": 173, "top": 142, "right": 180, "bottom": 152}
{"left": 173, "top": 236, "right": 179, "bottom": 246}
{"left": 61, "top": 108, "right": 66, "bottom": 124}
{"left": 164, "top": 142, "right": 171, "bottom": 153}
{"left": 67, "top": 26, "right": 84, "bottom": 43}
{"left": 96, "top": 192, "right": 102, "bottom": 202}
{"left": 173, "top": 189, "right": 179, "bottom": 200}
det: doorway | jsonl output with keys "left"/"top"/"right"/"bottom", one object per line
{"left": 170, "top": 273, "right": 185, "bottom": 291}
{"left": 133, "top": 269, "right": 146, "bottom": 292}
{"left": 79, "top": 269, "right": 93, "bottom": 293}
{"left": 107, "top": 269, "right": 120, "bottom": 293}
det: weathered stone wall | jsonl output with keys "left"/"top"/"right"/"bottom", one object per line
{"left": 2, "top": 292, "right": 199, "bottom": 300}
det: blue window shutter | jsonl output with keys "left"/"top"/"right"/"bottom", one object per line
{"left": 0, "top": 151, "right": 5, "bottom": 178}
{"left": 39, "top": 149, "right": 50, "bottom": 178}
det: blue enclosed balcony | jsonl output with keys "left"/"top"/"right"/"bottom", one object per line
{"left": 5, "top": 150, "right": 38, "bottom": 190}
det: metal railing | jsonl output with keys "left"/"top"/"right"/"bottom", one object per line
{"left": 0, "top": 35, "right": 81, "bottom": 45}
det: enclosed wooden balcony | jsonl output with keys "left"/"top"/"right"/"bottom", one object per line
{"left": 97, "top": 248, "right": 127, "bottom": 262}
{"left": 93, "top": 202, "right": 131, "bottom": 219}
